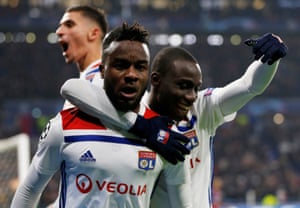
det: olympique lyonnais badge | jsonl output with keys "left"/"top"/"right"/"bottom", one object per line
{"left": 184, "top": 129, "right": 199, "bottom": 150}
{"left": 138, "top": 151, "right": 156, "bottom": 170}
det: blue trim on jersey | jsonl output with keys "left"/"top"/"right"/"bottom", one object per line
{"left": 60, "top": 161, "right": 66, "bottom": 208}
{"left": 177, "top": 115, "right": 197, "bottom": 132}
{"left": 86, "top": 68, "right": 99, "bottom": 75}
{"left": 209, "top": 136, "right": 214, "bottom": 207}
{"left": 65, "top": 135, "right": 145, "bottom": 146}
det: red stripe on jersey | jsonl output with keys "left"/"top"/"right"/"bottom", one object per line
{"left": 85, "top": 74, "right": 95, "bottom": 81}
{"left": 61, "top": 108, "right": 106, "bottom": 130}
{"left": 91, "top": 62, "right": 101, "bottom": 69}
{"left": 61, "top": 107, "right": 159, "bottom": 130}
{"left": 143, "top": 107, "right": 159, "bottom": 119}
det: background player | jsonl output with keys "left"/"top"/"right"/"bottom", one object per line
{"left": 56, "top": 5, "right": 108, "bottom": 109}
{"left": 61, "top": 33, "right": 287, "bottom": 208}
{"left": 40, "top": 6, "right": 109, "bottom": 206}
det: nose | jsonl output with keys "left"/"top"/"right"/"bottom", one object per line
{"left": 55, "top": 26, "right": 63, "bottom": 36}
{"left": 124, "top": 66, "right": 139, "bottom": 82}
{"left": 185, "top": 89, "right": 197, "bottom": 103}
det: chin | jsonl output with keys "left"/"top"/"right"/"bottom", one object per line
{"left": 175, "top": 111, "right": 188, "bottom": 121}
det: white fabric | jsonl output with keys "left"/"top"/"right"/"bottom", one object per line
{"left": 63, "top": 59, "right": 103, "bottom": 110}
{"left": 61, "top": 80, "right": 137, "bottom": 130}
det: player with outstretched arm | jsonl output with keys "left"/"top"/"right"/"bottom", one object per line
{"left": 60, "top": 33, "right": 287, "bottom": 208}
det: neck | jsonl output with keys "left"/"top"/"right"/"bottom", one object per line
{"left": 78, "top": 47, "right": 102, "bottom": 72}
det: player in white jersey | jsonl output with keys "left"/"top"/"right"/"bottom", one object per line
{"left": 60, "top": 33, "right": 288, "bottom": 208}
{"left": 80, "top": 59, "right": 102, "bottom": 83}
{"left": 11, "top": 23, "right": 192, "bottom": 208}
{"left": 46, "top": 7, "right": 107, "bottom": 206}
{"left": 56, "top": 5, "right": 107, "bottom": 109}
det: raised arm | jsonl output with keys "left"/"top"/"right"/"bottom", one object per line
{"left": 217, "top": 33, "right": 287, "bottom": 116}
{"left": 61, "top": 81, "right": 190, "bottom": 165}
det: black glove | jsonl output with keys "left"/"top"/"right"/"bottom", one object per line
{"left": 129, "top": 115, "right": 191, "bottom": 165}
{"left": 244, "top": 33, "right": 287, "bottom": 65}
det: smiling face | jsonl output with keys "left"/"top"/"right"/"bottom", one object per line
{"left": 102, "top": 40, "right": 150, "bottom": 112}
{"left": 151, "top": 59, "right": 202, "bottom": 121}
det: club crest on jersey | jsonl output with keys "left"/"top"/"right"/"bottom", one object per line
{"left": 138, "top": 151, "right": 156, "bottom": 170}
{"left": 184, "top": 129, "right": 199, "bottom": 150}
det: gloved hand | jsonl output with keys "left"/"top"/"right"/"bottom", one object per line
{"left": 244, "top": 33, "right": 287, "bottom": 65}
{"left": 129, "top": 115, "right": 191, "bottom": 165}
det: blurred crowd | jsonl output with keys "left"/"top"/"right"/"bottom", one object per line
{"left": 214, "top": 109, "right": 300, "bottom": 205}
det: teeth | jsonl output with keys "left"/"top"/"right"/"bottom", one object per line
{"left": 181, "top": 106, "right": 189, "bottom": 111}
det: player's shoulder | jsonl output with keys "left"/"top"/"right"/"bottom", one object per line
{"left": 141, "top": 105, "right": 160, "bottom": 119}
{"left": 60, "top": 107, "right": 106, "bottom": 131}
{"left": 38, "top": 112, "right": 63, "bottom": 145}
{"left": 200, "top": 87, "right": 216, "bottom": 97}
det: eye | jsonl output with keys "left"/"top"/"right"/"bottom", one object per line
{"left": 65, "top": 20, "right": 75, "bottom": 28}
{"left": 111, "top": 60, "right": 130, "bottom": 70}
{"left": 113, "top": 63, "right": 125, "bottom": 70}
{"left": 134, "top": 63, "right": 148, "bottom": 72}
{"left": 177, "top": 81, "right": 201, "bottom": 93}
{"left": 178, "top": 82, "right": 192, "bottom": 90}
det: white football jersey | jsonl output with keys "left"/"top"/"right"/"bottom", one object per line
{"left": 31, "top": 106, "right": 189, "bottom": 208}
{"left": 150, "top": 88, "right": 235, "bottom": 208}
{"left": 63, "top": 59, "right": 103, "bottom": 110}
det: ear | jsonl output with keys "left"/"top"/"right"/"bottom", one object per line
{"left": 151, "top": 72, "right": 161, "bottom": 86}
{"left": 88, "top": 27, "right": 100, "bottom": 41}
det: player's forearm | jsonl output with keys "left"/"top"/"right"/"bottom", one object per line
{"left": 11, "top": 165, "right": 52, "bottom": 208}
{"left": 243, "top": 59, "right": 279, "bottom": 95}
{"left": 61, "top": 79, "right": 137, "bottom": 130}
{"left": 218, "top": 59, "right": 279, "bottom": 116}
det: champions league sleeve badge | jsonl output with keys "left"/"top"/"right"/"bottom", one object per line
{"left": 138, "top": 151, "right": 156, "bottom": 170}
{"left": 39, "top": 121, "right": 51, "bottom": 141}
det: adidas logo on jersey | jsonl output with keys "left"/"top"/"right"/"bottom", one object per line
{"left": 80, "top": 150, "right": 96, "bottom": 162}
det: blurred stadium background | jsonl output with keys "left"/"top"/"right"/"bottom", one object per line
{"left": 0, "top": 0, "right": 300, "bottom": 207}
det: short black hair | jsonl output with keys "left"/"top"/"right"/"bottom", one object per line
{"left": 151, "top": 46, "right": 198, "bottom": 77}
{"left": 66, "top": 5, "right": 108, "bottom": 39}
{"left": 103, "top": 22, "right": 149, "bottom": 50}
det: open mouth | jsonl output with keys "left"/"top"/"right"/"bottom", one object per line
{"left": 61, "top": 42, "right": 68, "bottom": 52}
{"left": 58, "top": 39, "right": 69, "bottom": 53}
{"left": 120, "top": 87, "right": 137, "bottom": 99}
